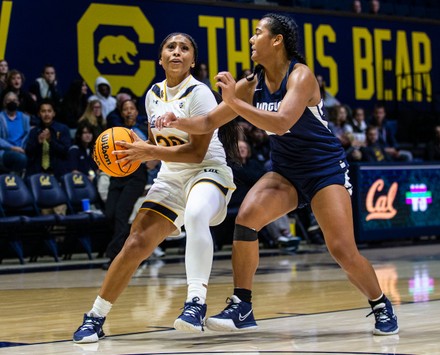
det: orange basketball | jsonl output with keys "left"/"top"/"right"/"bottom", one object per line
{"left": 93, "top": 127, "right": 141, "bottom": 177}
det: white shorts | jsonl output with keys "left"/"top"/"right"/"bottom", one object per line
{"left": 139, "top": 165, "right": 235, "bottom": 236}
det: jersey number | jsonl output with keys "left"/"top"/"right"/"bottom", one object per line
{"left": 155, "top": 135, "right": 186, "bottom": 147}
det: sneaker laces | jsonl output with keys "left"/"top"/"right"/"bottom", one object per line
{"left": 77, "top": 317, "right": 102, "bottom": 332}
{"left": 181, "top": 298, "right": 204, "bottom": 319}
{"left": 221, "top": 297, "right": 241, "bottom": 315}
{"left": 366, "top": 303, "right": 391, "bottom": 323}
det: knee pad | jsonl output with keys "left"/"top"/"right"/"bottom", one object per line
{"left": 233, "top": 224, "right": 258, "bottom": 241}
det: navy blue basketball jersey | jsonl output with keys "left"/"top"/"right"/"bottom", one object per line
{"left": 252, "top": 60, "right": 348, "bottom": 179}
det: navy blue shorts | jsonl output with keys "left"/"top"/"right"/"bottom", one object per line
{"left": 271, "top": 165, "right": 353, "bottom": 209}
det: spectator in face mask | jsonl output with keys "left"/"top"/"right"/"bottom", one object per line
{"left": 0, "top": 91, "right": 30, "bottom": 174}
{"left": 0, "top": 69, "right": 37, "bottom": 116}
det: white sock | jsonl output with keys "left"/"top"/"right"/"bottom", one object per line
{"left": 89, "top": 295, "right": 112, "bottom": 318}
{"left": 187, "top": 283, "right": 207, "bottom": 304}
{"left": 370, "top": 293, "right": 384, "bottom": 302}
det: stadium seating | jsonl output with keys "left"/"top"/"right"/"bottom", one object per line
{"left": 27, "top": 173, "right": 94, "bottom": 260}
{"left": 0, "top": 174, "right": 58, "bottom": 264}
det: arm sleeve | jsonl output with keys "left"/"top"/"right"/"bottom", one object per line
{"left": 0, "top": 138, "right": 13, "bottom": 149}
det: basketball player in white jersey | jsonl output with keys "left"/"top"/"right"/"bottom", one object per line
{"left": 73, "top": 32, "right": 240, "bottom": 343}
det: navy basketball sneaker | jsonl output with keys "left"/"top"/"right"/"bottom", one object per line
{"left": 205, "top": 295, "right": 258, "bottom": 331}
{"left": 73, "top": 313, "right": 106, "bottom": 343}
{"left": 174, "top": 297, "right": 207, "bottom": 333}
{"left": 367, "top": 297, "right": 399, "bottom": 335}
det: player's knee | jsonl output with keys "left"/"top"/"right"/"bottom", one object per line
{"left": 184, "top": 207, "right": 206, "bottom": 227}
{"left": 233, "top": 224, "right": 258, "bottom": 242}
{"left": 327, "top": 238, "right": 357, "bottom": 265}
{"left": 123, "top": 231, "right": 150, "bottom": 259}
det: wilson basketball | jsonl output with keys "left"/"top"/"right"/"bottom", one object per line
{"left": 93, "top": 127, "right": 141, "bottom": 177}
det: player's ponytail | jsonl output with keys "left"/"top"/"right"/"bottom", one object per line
{"left": 246, "top": 64, "right": 264, "bottom": 82}
{"left": 211, "top": 90, "right": 242, "bottom": 166}
{"left": 218, "top": 121, "right": 242, "bottom": 166}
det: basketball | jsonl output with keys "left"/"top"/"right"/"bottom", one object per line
{"left": 93, "top": 127, "right": 141, "bottom": 177}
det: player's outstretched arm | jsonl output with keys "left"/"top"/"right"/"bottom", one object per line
{"left": 157, "top": 101, "right": 237, "bottom": 134}
{"left": 215, "top": 67, "right": 317, "bottom": 135}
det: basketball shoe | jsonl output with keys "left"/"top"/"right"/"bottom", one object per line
{"left": 73, "top": 313, "right": 106, "bottom": 343}
{"left": 277, "top": 234, "right": 301, "bottom": 251}
{"left": 367, "top": 297, "right": 399, "bottom": 335}
{"left": 174, "top": 297, "right": 207, "bottom": 333}
{"left": 205, "top": 295, "right": 258, "bottom": 331}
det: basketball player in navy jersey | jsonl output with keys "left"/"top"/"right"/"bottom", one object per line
{"left": 157, "top": 13, "right": 399, "bottom": 336}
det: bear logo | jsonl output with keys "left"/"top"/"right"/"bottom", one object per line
{"left": 97, "top": 35, "right": 138, "bottom": 65}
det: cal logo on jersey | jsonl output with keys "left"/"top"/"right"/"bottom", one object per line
{"left": 150, "top": 114, "right": 157, "bottom": 128}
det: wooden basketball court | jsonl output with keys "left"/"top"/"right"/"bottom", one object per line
{"left": 0, "top": 242, "right": 439, "bottom": 354}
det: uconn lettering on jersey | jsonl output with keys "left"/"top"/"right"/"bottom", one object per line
{"left": 256, "top": 101, "right": 282, "bottom": 112}
{"left": 255, "top": 100, "right": 286, "bottom": 135}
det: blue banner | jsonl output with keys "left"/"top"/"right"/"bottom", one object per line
{"left": 1, "top": 0, "right": 438, "bottom": 111}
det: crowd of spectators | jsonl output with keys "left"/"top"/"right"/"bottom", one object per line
{"left": 1, "top": 55, "right": 438, "bottom": 259}
{"left": 324, "top": 99, "right": 440, "bottom": 164}
{"left": 0, "top": 61, "right": 151, "bottom": 179}
{"left": 0, "top": 60, "right": 157, "bottom": 263}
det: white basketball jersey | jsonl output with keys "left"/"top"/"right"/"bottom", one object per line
{"left": 145, "top": 75, "right": 227, "bottom": 172}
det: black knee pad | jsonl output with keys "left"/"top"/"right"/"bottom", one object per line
{"left": 233, "top": 224, "right": 258, "bottom": 241}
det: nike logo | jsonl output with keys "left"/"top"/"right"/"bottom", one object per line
{"left": 254, "top": 88, "right": 262, "bottom": 91}
{"left": 238, "top": 309, "right": 253, "bottom": 321}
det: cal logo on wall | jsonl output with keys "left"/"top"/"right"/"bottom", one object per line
{"left": 365, "top": 179, "right": 398, "bottom": 221}
{"left": 77, "top": 3, "right": 155, "bottom": 97}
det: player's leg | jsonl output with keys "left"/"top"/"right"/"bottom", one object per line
{"left": 311, "top": 184, "right": 398, "bottom": 335}
{"left": 234, "top": 172, "right": 298, "bottom": 290}
{"left": 174, "top": 181, "right": 228, "bottom": 332}
{"left": 206, "top": 172, "right": 298, "bottom": 331}
{"left": 73, "top": 210, "right": 176, "bottom": 343}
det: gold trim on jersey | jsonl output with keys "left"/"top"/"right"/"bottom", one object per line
{"left": 190, "top": 178, "right": 236, "bottom": 196}
{"left": 163, "top": 75, "right": 193, "bottom": 102}
{"left": 139, "top": 200, "right": 178, "bottom": 224}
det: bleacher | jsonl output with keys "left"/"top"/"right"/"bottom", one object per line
{"left": 0, "top": 172, "right": 110, "bottom": 264}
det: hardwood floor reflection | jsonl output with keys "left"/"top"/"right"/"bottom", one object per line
{"left": 0, "top": 243, "right": 439, "bottom": 354}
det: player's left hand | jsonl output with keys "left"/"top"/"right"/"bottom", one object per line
{"left": 114, "top": 130, "right": 153, "bottom": 163}
{"left": 156, "top": 112, "right": 178, "bottom": 130}
{"left": 215, "top": 71, "right": 237, "bottom": 105}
